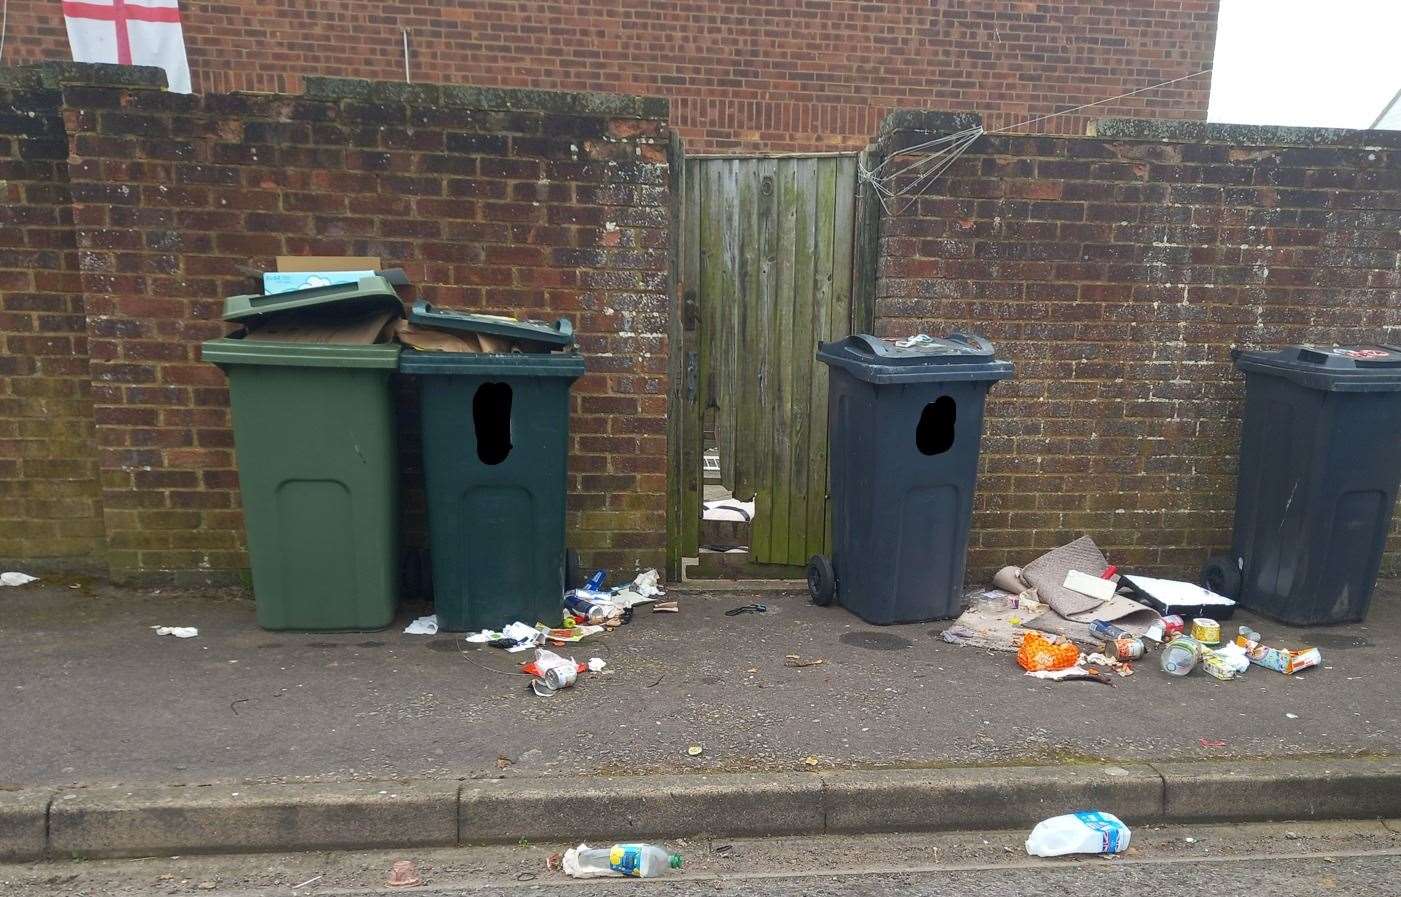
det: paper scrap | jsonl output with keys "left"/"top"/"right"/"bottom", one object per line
{"left": 152, "top": 626, "right": 198, "bottom": 639}
{"left": 1, "top": 571, "right": 39, "bottom": 587}
{"left": 403, "top": 615, "right": 439, "bottom": 636}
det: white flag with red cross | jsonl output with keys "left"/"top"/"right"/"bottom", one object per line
{"left": 63, "top": 0, "right": 192, "bottom": 93}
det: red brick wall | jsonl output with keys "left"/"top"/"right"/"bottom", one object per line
{"left": 874, "top": 113, "right": 1401, "bottom": 580}
{"left": 2, "top": 0, "right": 1219, "bottom": 152}
{"left": 5, "top": 65, "right": 671, "bottom": 583}
{"left": 0, "top": 70, "right": 105, "bottom": 571}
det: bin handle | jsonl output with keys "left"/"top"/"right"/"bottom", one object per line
{"left": 847, "top": 334, "right": 893, "bottom": 357}
{"left": 948, "top": 331, "right": 993, "bottom": 354}
{"left": 555, "top": 317, "right": 574, "bottom": 342}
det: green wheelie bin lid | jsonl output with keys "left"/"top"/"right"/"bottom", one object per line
{"left": 202, "top": 339, "right": 401, "bottom": 369}
{"left": 408, "top": 300, "right": 575, "bottom": 349}
{"left": 221, "top": 275, "right": 404, "bottom": 327}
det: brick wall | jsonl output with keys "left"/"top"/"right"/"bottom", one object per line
{"left": 874, "top": 113, "right": 1401, "bottom": 580}
{"left": 2, "top": 0, "right": 1219, "bottom": 152}
{"left": 5, "top": 64, "right": 671, "bottom": 583}
{"left": 0, "top": 69, "right": 105, "bottom": 572}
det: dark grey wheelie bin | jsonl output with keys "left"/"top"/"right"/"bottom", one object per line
{"left": 1201, "top": 344, "right": 1401, "bottom": 625}
{"left": 806, "top": 333, "right": 1013, "bottom": 624}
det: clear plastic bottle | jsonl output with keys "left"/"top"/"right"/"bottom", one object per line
{"left": 563, "top": 843, "right": 682, "bottom": 878}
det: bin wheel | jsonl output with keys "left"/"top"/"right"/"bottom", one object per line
{"left": 564, "top": 548, "right": 583, "bottom": 591}
{"left": 1201, "top": 553, "right": 1241, "bottom": 599}
{"left": 807, "top": 555, "right": 836, "bottom": 606}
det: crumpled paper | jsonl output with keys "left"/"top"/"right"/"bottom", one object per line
{"left": 1, "top": 572, "right": 39, "bottom": 587}
{"left": 403, "top": 615, "right": 439, "bottom": 635}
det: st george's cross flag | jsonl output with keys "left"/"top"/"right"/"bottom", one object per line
{"left": 63, "top": 0, "right": 192, "bottom": 93}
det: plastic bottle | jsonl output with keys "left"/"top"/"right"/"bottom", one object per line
{"left": 1025, "top": 811, "right": 1132, "bottom": 857}
{"left": 1160, "top": 635, "right": 1203, "bottom": 676}
{"left": 562, "top": 843, "right": 682, "bottom": 878}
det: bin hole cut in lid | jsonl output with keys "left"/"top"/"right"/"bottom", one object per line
{"left": 474, "top": 382, "right": 513, "bottom": 465}
{"left": 916, "top": 395, "right": 956, "bottom": 456}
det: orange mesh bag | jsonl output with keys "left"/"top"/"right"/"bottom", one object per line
{"left": 1017, "top": 632, "right": 1080, "bottom": 672}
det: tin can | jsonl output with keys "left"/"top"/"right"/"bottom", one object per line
{"left": 1160, "top": 636, "right": 1203, "bottom": 676}
{"left": 1160, "top": 615, "right": 1185, "bottom": 637}
{"left": 1090, "top": 620, "right": 1127, "bottom": 641}
{"left": 1191, "top": 617, "right": 1221, "bottom": 645}
{"left": 1108, "top": 637, "right": 1145, "bottom": 662}
{"left": 543, "top": 664, "right": 578, "bottom": 690}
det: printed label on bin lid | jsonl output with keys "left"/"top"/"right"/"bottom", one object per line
{"left": 1328, "top": 346, "right": 1396, "bottom": 360}
{"left": 1293, "top": 344, "right": 1401, "bottom": 367}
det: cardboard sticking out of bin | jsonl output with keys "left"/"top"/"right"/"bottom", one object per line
{"left": 404, "top": 300, "right": 574, "bottom": 354}
{"left": 248, "top": 307, "right": 399, "bottom": 345}
{"left": 265, "top": 256, "right": 384, "bottom": 296}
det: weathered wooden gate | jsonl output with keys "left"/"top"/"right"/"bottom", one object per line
{"left": 671, "top": 154, "right": 870, "bottom": 572}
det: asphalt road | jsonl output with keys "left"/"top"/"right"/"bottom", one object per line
{"left": 2, "top": 819, "right": 1399, "bottom": 896}
{"left": 1, "top": 579, "right": 1396, "bottom": 786}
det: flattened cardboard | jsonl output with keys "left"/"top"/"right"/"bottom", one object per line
{"left": 275, "top": 256, "right": 382, "bottom": 273}
{"left": 245, "top": 308, "right": 399, "bottom": 345}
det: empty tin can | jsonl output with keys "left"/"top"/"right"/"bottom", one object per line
{"left": 1191, "top": 617, "right": 1221, "bottom": 645}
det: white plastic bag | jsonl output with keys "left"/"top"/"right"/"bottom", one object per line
{"left": 1025, "top": 811, "right": 1131, "bottom": 857}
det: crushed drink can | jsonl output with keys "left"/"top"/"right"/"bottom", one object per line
{"left": 1108, "top": 637, "right": 1145, "bottom": 662}
{"left": 1090, "top": 620, "right": 1127, "bottom": 641}
{"left": 1160, "top": 636, "right": 1203, "bottom": 676}
{"left": 1160, "top": 615, "right": 1185, "bottom": 637}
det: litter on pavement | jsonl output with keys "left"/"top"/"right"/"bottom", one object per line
{"left": 561, "top": 843, "right": 683, "bottom": 878}
{"left": 941, "top": 533, "right": 1321, "bottom": 691}
{"left": 386, "top": 859, "right": 423, "bottom": 887}
{"left": 1, "top": 571, "right": 39, "bottom": 587}
{"left": 151, "top": 626, "right": 199, "bottom": 639}
{"left": 1026, "top": 812, "right": 1131, "bottom": 857}
{"left": 402, "top": 615, "right": 439, "bottom": 635}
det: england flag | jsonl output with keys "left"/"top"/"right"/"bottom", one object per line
{"left": 63, "top": 0, "right": 192, "bottom": 93}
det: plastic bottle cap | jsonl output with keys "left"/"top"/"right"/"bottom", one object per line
{"left": 669, "top": 854, "right": 683, "bottom": 869}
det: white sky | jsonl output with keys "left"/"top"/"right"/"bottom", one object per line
{"left": 1208, "top": 0, "right": 1401, "bottom": 129}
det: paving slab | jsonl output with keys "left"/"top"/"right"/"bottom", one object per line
{"left": 0, "top": 580, "right": 1397, "bottom": 788}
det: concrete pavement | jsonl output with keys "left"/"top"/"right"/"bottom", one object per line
{"left": 3, "top": 578, "right": 1400, "bottom": 860}
{"left": 2, "top": 580, "right": 1396, "bottom": 787}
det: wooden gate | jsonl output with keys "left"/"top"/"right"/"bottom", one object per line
{"left": 672, "top": 154, "right": 867, "bottom": 572}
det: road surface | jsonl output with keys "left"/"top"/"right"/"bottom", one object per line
{"left": 3, "top": 818, "right": 1399, "bottom": 895}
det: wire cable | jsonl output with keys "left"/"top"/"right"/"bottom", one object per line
{"left": 857, "top": 68, "right": 1215, "bottom": 214}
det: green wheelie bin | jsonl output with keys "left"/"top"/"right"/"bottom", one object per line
{"left": 398, "top": 301, "right": 584, "bottom": 632}
{"left": 202, "top": 276, "right": 404, "bottom": 630}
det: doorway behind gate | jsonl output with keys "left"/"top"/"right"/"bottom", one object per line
{"left": 669, "top": 152, "right": 876, "bottom": 580}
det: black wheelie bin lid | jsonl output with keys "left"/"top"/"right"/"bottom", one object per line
{"left": 407, "top": 300, "right": 575, "bottom": 348}
{"left": 398, "top": 301, "right": 583, "bottom": 378}
{"left": 1233, "top": 344, "right": 1401, "bottom": 392}
{"left": 816, "top": 333, "right": 1014, "bottom": 384}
